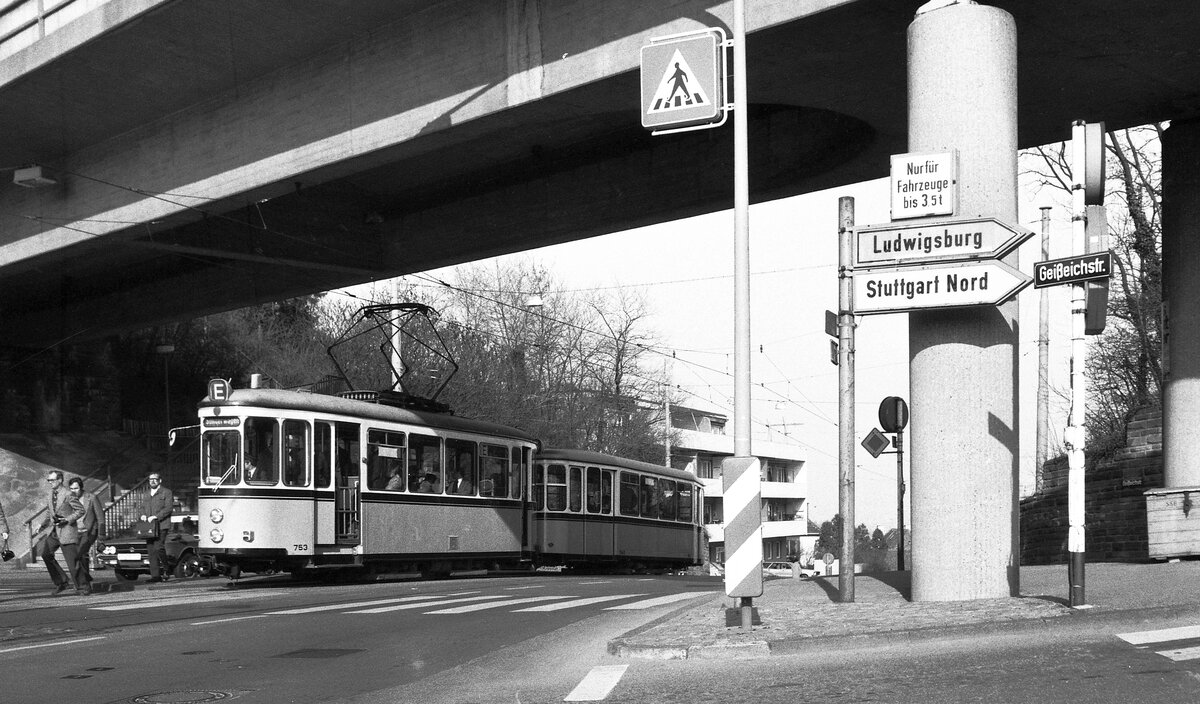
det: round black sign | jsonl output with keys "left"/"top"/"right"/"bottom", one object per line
{"left": 879, "top": 396, "right": 909, "bottom": 433}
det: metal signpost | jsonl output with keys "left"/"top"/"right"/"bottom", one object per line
{"left": 1033, "top": 121, "right": 1109, "bottom": 607}
{"left": 641, "top": 4, "right": 758, "bottom": 626}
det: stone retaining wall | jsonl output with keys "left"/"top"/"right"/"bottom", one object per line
{"left": 1020, "top": 406, "right": 1163, "bottom": 564}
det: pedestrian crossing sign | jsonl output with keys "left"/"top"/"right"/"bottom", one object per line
{"left": 641, "top": 29, "right": 725, "bottom": 132}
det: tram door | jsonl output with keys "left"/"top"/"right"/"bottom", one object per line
{"left": 333, "top": 422, "right": 361, "bottom": 545}
{"left": 584, "top": 467, "right": 615, "bottom": 557}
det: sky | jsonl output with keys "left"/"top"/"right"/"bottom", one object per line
{"left": 410, "top": 171, "right": 1080, "bottom": 530}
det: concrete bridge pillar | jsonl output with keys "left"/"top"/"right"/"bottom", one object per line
{"left": 907, "top": 2, "right": 1020, "bottom": 601}
{"left": 1162, "top": 119, "right": 1200, "bottom": 488}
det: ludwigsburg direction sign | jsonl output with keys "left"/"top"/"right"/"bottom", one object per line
{"left": 855, "top": 217, "right": 1033, "bottom": 268}
{"left": 853, "top": 260, "right": 1032, "bottom": 315}
{"left": 1033, "top": 251, "right": 1113, "bottom": 288}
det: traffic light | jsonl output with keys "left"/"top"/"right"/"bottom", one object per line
{"left": 1084, "top": 205, "right": 1109, "bottom": 335}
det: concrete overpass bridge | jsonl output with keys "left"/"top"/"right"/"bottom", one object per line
{"left": 0, "top": 0, "right": 1195, "bottom": 346}
{"left": 4, "top": 0, "right": 1200, "bottom": 603}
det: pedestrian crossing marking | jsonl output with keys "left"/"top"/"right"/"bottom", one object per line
{"left": 1155, "top": 645, "right": 1200, "bottom": 662}
{"left": 1117, "top": 624, "right": 1200, "bottom": 662}
{"left": 347, "top": 594, "right": 507, "bottom": 614}
{"left": 514, "top": 594, "right": 646, "bottom": 612}
{"left": 85, "top": 588, "right": 718, "bottom": 617}
{"left": 267, "top": 592, "right": 477, "bottom": 615}
{"left": 604, "top": 592, "right": 710, "bottom": 610}
{"left": 90, "top": 589, "right": 289, "bottom": 611}
{"left": 1118, "top": 624, "right": 1200, "bottom": 645}
{"left": 424, "top": 595, "right": 569, "bottom": 614}
{"left": 564, "top": 664, "right": 629, "bottom": 702}
{"left": 646, "top": 49, "right": 712, "bottom": 114}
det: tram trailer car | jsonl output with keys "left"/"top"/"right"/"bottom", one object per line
{"left": 531, "top": 448, "right": 704, "bottom": 571}
{"left": 195, "top": 380, "right": 703, "bottom": 578}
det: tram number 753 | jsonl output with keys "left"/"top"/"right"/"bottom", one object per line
{"left": 293, "top": 544, "right": 310, "bottom": 551}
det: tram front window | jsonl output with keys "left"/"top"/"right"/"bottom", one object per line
{"left": 203, "top": 431, "right": 241, "bottom": 484}
{"left": 244, "top": 417, "right": 278, "bottom": 485}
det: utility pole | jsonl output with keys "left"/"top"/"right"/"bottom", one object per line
{"left": 1036, "top": 206, "right": 1052, "bottom": 495}
{"left": 837, "top": 196, "right": 856, "bottom": 603}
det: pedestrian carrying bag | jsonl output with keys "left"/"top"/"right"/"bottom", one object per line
{"left": 134, "top": 520, "right": 158, "bottom": 539}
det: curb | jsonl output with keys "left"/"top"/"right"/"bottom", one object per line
{"left": 610, "top": 605, "right": 1084, "bottom": 660}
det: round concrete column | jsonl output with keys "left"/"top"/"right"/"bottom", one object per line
{"left": 907, "top": 2, "right": 1019, "bottom": 601}
{"left": 1162, "top": 119, "right": 1200, "bottom": 488}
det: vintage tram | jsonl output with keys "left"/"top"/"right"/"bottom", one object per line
{"left": 196, "top": 378, "right": 703, "bottom": 578}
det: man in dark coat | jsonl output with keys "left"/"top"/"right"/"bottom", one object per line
{"left": 69, "top": 477, "right": 102, "bottom": 595}
{"left": 138, "top": 472, "right": 174, "bottom": 582}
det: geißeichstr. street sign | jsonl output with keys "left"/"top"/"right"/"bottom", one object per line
{"left": 1033, "top": 251, "right": 1113, "bottom": 288}
{"left": 854, "top": 217, "right": 1033, "bottom": 269}
{"left": 853, "top": 260, "right": 1032, "bottom": 315}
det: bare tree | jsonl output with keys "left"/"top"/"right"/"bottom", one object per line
{"left": 1025, "top": 124, "right": 1163, "bottom": 450}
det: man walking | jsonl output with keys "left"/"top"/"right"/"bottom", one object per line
{"left": 139, "top": 472, "right": 173, "bottom": 582}
{"left": 41, "top": 470, "right": 85, "bottom": 596}
{"left": 68, "top": 477, "right": 101, "bottom": 595}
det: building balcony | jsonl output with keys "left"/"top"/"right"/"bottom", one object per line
{"left": 700, "top": 478, "right": 806, "bottom": 500}
{"left": 704, "top": 518, "right": 811, "bottom": 544}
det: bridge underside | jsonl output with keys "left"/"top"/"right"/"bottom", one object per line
{"left": 0, "top": 0, "right": 1196, "bottom": 346}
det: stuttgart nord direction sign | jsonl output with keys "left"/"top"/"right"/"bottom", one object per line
{"left": 853, "top": 260, "right": 1032, "bottom": 315}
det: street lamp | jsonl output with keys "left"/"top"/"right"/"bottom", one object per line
{"left": 156, "top": 344, "right": 174, "bottom": 485}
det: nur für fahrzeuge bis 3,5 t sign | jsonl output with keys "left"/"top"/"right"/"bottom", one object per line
{"left": 1033, "top": 251, "right": 1113, "bottom": 289}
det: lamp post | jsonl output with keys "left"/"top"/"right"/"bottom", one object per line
{"left": 155, "top": 344, "right": 174, "bottom": 484}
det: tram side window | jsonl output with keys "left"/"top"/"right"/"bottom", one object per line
{"left": 335, "top": 423, "right": 361, "bottom": 489}
{"left": 619, "top": 472, "right": 640, "bottom": 516}
{"left": 532, "top": 464, "right": 545, "bottom": 511}
{"left": 510, "top": 448, "right": 529, "bottom": 500}
{"left": 586, "top": 467, "right": 601, "bottom": 513}
{"left": 367, "top": 429, "right": 406, "bottom": 491}
{"left": 408, "top": 433, "right": 442, "bottom": 493}
{"left": 677, "top": 484, "right": 694, "bottom": 523}
{"left": 445, "top": 439, "right": 477, "bottom": 496}
{"left": 479, "top": 444, "right": 508, "bottom": 497}
{"left": 546, "top": 464, "right": 567, "bottom": 511}
{"left": 244, "top": 417, "right": 278, "bottom": 485}
{"left": 660, "top": 479, "right": 677, "bottom": 520}
{"left": 203, "top": 430, "right": 240, "bottom": 484}
{"left": 314, "top": 423, "right": 332, "bottom": 489}
{"left": 568, "top": 466, "right": 583, "bottom": 512}
{"left": 282, "top": 420, "right": 309, "bottom": 487}
{"left": 641, "top": 476, "right": 661, "bottom": 519}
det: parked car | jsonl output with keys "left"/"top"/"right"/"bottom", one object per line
{"left": 96, "top": 514, "right": 214, "bottom": 581}
{"left": 763, "top": 561, "right": 820, "bottom": 579}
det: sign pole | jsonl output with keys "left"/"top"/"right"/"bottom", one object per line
{"left": 838, "top": 196, "right": 856, "bottom": 603}
{"left": 896, "top": 426, "right": 905, "bottom": 571}
{"left": 1067, "top": 120, "right": 1088, "bottom": 607}
{"left": 718, "top": 0, "right": 763, "bottom": 630}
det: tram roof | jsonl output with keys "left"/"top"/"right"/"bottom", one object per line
{"left": 199, "top": 388, "right": 541, "bottom": 445}
{"left": 536, "top": 447, "right": 699, "bottom": 484}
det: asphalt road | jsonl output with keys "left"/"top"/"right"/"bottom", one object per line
{"left": 0, "top": 571, "right": 719, "bottom": 704}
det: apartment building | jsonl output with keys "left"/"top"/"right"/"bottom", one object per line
{"left": 668, "top": 400, "right": 816, "bottom": 566}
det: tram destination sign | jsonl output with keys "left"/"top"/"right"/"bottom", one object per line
{"left": 854, "top": 217, "right": 1033, "bottom": 269}
{"left": 853, "top": 260, "right": 1032, "bottom": 315}
{"left": 1033, "top": 251, "right": 1113, "bottom": 288}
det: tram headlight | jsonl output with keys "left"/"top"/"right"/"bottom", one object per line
{"left": 209, "top": 507, "right": 224, "bottom": 524}
{"left": 209, "top": 528, "right": 224, "bottom": 544}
